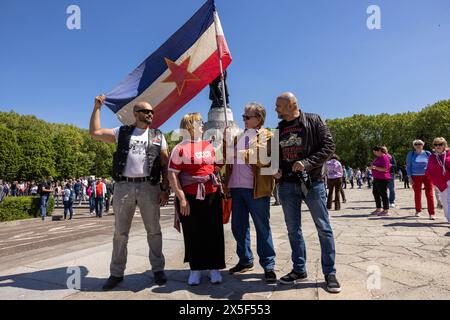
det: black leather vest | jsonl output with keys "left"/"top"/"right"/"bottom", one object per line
{"left": 112, "top": 126, "right": 162, "bottom": 185}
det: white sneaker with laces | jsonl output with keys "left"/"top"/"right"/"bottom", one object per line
{"left": 188, "top": 271, "right": 201, "bottom": 286}
{"left": 209, "top": 270, "right": 222, "bottom": 284}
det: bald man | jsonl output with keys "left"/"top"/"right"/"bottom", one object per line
{"left": 90, "top": 95, "right": 169, "bottom": 290}
{"left": 274, "top": 92, "right": 341, "bottom": 293}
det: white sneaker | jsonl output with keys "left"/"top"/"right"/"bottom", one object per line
{"left": 415, "top": 212, "right": 421, "bottom": 217}
{"left": 209, "top": 270, "right": 222, "bottom": 284}
{"left": 390, "top": 203, "right": 396, "bottom": 208}
{"left": 188, "top": 271, "right": 201, "bottom": 286}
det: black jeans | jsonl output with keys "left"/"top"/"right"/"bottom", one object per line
{"left": 373, "top": 179, "right": 390, "bottom": 210}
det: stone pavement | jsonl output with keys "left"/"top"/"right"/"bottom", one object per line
{"left": 0, "top": 186, "right": 449, "bottom": 300}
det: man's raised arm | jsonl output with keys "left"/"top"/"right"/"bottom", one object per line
{"left": 89, "top": 95, "right": 117, "bottom": 144}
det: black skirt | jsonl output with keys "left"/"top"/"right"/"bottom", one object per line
{"left": 179, "top": 191, "right": 226, "bottom": 271}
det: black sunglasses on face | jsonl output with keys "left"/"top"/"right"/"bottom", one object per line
{"left": 434, "top": 143, "right": 444, "bottom": 147}
{"left": 242, "top": 115, "right": 258, "bottom": 120}
{"left": 135, "top": 109, "right": 154, "bottom": 115}
{"left": 414, "top": 144, "right": 423, "bottom": 146}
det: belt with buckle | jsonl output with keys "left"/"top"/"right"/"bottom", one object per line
{"left": 120, "top": 176, "right": 151, "bottom": 183}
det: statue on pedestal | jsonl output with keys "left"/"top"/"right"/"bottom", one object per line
{"left": 209, "top": 70, "right": 230, "bottom": 109}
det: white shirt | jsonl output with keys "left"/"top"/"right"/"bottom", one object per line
{"left": 113, "top": 127, "right": 168, "bottom": 178}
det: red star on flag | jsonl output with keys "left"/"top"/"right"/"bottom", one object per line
{"left": 162, "top": 57, "right": 200, "bottom": 95}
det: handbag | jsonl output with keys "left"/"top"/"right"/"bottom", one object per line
{"left": 221, "top": 192, "right": 232, "bottom": 224}
{"left": 216, "top": 172, "right": 232, "bottom": 224}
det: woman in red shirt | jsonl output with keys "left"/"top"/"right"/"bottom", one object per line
{"left": 168, "top": 113, "right": 225, "bottom": 286}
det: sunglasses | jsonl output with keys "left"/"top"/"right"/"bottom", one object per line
{"left": 414, "top": 144, "right": 423, "bottom": 146}
{"left": 242, "top": 114, "right": 258, "bottom": 120}
{"left": 135, "top": 109, "right": 154, "bottom": 115}
{"left": 434, "top": 143, "right": 444, "bottom": 147}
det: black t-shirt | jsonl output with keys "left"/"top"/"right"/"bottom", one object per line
{"left": 279, "top": 117, "right": 306, "bottom": 182}
{"left": 38, "top": 181, "right": 51, "bottom": 196}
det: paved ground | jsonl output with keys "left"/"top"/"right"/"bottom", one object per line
{"left": 0, "top": 186, "right": 449, "bottom": 300}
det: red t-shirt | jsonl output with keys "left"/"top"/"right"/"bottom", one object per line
{"left": 168, "top": 140, "right": 217, "bottom": 195}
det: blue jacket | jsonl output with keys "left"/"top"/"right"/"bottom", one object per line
{"left": 406, "top": 150, "right": 431, "bottom": 177}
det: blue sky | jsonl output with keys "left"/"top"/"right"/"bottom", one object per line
{"left": 1, "top": 0, "right": 449, "bottom": 132}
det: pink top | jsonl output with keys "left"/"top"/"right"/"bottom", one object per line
{"left": 326, "top": 159, "right": 343, "bottom": 179}
{"left": 372, "top": 154, "right": 391, "bottom": 180}
{"left": 425, "top": 151, "right": 450, "bottom": 192}
{"left": 228, "top": 135, "right": 254, "bottom": 190}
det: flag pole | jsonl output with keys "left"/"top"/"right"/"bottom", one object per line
{"left": 213, "top": 9, "right": 229, "bottom": 128}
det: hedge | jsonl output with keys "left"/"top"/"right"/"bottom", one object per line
{"left": 0, "top": 196, "right": 55, "bottom": 222}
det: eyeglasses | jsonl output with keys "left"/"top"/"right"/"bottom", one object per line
{"left": 242, "top": 114, "right": 258, "bottom": 120}
{"left": 414, "top": 144, "right": 423, "bottom": 146}
{"left": 135, "top": 109, "right": 154, "bottom": 115}
{"left": 434, "top": 143, "right": 444, "bottom": 147}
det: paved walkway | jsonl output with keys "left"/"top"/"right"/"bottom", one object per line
{"left": 0, "top": 186, "right": 449, "bottom": 300}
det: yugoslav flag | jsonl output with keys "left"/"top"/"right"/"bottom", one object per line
{"left": 104, "top": 0, "right": 232, "bottom": 128}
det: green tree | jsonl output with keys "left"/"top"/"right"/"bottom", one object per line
{"left": 0, "top": 124, "right": 21, "bottom": 181}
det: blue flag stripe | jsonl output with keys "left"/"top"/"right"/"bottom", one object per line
{"left": 105, "top": 0, "right": 215, "bottom": 113}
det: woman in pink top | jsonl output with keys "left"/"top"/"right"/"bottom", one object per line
{"left": 426, "top": 137, "right": 450, "bottom": 222}
{"left": 370, "top": 146, "right": 391, "bottom": 216}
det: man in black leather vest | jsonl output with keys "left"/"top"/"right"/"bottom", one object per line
{"left": 89, "top": 95, "right": 170, "bottom": 290}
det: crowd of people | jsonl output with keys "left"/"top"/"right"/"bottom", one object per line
{"left": 0, "top": 176, "right": 115, "bottom": 221}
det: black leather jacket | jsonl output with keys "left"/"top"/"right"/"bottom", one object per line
{"left": 278, "top": 112, "right": 335, "bottom": 182}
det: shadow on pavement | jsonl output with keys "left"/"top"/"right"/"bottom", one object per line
{"left": 334, "top": 214, "right": 371, "bottom": 219}
{"left": 0, "top": 268, "right": 321, "bottom": 299}
{"left": 383, "top": 222, "right": 450, "bottom": 229}
{"left": 150, "top": 271, "right": 321, "bottom": 300}
{"left": 0, "top": 267, "right": 155, "bottom": 293}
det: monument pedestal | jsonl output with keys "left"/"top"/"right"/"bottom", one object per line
{"left": 203, "top": 107, "right": 238, "bottom": 150}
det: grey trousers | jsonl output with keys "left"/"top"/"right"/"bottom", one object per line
{"left": 110, "top": 181, "right": 165, "bottom": 277}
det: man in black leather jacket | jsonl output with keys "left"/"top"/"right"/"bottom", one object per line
{"left": 274, "top": 92, "right": 341, "bottom": 293}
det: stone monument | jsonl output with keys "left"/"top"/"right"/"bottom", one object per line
{"left": 204, "top": 71, "right": 237, "bottom": 133}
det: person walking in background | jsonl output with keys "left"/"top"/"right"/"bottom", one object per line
{"left": 367, "top": 167, "right": 373, "bottom": 189}
{"left": 74, "top": 179, "right": 82, "bottom": 205}
{"left": 105, "top": 179, "right": 114, "bottom": 213}
{"left": 370, "top": 146, "right": 391, "bottom": 216}
{"left": 38, "top": 177, "right": 53, "bottom": 221}
{"left": 95, "top": 178, "right": 106, "bottom": 218}
{"left": 347, "top": 167, "right": 354, "bottom": 189}
{"left": 63, "top": 183, "right": 75, "bottom": 220}
{"left": 326, "top": 155, "right": 344, "bottom": 211}
{"left": 54, "top": 182, "right": 61, "bottom": 207}
{"left": 406, "top": 140, "right": 435, "bottom": 218}
{"left": 0, "top": 180, "right": 4, "bottom": 203}
{"left": 401, "top": 165, "right": 410, "bottom": 189}
{"left": 342, "top": 165, "right": 347, "bottom": 190}
{"left": 356, "top": 169, "right": 363, "bottom": 189}
{"left": 386, "top": 149, "right": 397, "bottom": 208}
{"left": 87, "top": 182, "right": 95, "bottom": 214}
{"left": 425, "top": 137, "right": 450, "bottom": 222}
{"left": 11, "top": 181, "right": 18, "bottom": 197}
